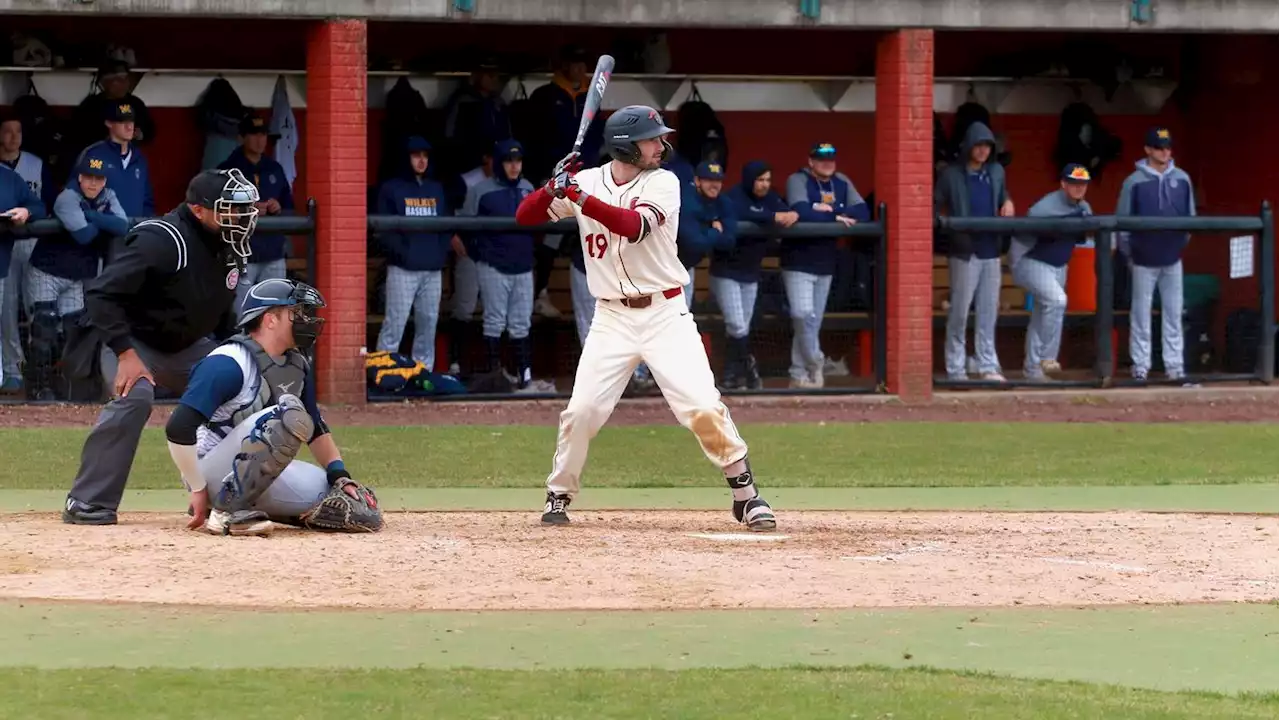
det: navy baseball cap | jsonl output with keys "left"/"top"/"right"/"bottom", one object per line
{"left": 105, "top": 102, "right": 135, "bottom": 122}
{"left": 406, "top": 136, "right": 432, "bottom": 153}
{"left": 1145, "top": 127, "right": 1173, "bottom": 149}
{"left": 1061, "top": 163, "right": 1092, "bottom": 184}
{"left": 239, "top": 115, "right": 272, "bottom": 136}
{"left": 495, "top": 139, "right": 523, "bottom": 159}
{"left": 75, "top": 152, "right": 109, "bottom": 177}
{"left": 810, "top": 142, "right": 837, "bottom": 159}
{"left": 695, "top": 161, "right": 725, "bottom": 180}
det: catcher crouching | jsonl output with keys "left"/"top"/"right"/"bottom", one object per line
{"left": 165, "top": 278, "right": 383, "bottom": 536}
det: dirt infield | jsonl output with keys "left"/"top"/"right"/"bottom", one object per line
{"left": 0, "top": 386, "right": 1274, "bottom": 428}
{"left": 0, "top": 510, "right": 1274, "bottom": 611}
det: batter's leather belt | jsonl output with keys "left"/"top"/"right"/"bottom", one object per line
{"left": 610, "top": 287, "right": 683, "bottom": 309}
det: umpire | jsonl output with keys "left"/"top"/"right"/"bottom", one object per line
{"left": 62, "top": 168, "right": 261, "bottom": 525}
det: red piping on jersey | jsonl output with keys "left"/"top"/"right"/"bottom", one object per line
{"left": 515, "top": 189, "right": 555, "bottom": 226}
{"left": 581, "top": 195, "right": 642, "bottom": 240}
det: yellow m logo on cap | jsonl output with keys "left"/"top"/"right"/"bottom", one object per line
{"left": 88, "top": 158, "right": 103, "bottom": 170}
{"left": 1156, "top": 129, "right": 1170, "bottom": 139}
{"left": 118, "top": 104, "right": 132, "bottom": 114}
{"left": 1069, "top": 166, "right": 1091, "bottom": 181}
{"left": 709, "top": 164, "right": 721, "bottom": 174}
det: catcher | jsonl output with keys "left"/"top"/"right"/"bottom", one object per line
{"left": 165, "top": 278, "right": 383, "bottom": 536}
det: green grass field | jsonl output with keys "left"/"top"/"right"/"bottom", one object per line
{"left": 3, "top": 420, "right": 1276, "bottom": 718}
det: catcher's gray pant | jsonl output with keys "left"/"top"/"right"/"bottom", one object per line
{"left": 66, "top": 335, "right": 218, "bottom": 511}
{"left": 377, "top": 265, "right": 442, "bottom": 369}
{"left": 198, "top": 405, "right": 328, "bottom": 520}
{"left": 782, "top": 270, "right": 833, "bottom": 381}
{"left": 1, "top": 238, "right": 36, "bottom": 378}
{"left": 570, "top": 265, "right": 594, "bottom": 347}
{"left": 450, "top": 255, "right": 481, "bottom": 321}
{"left": 710, "top": 276, "right": 758, "bottom": 340}
{"left": 233, "top": 259, "right": 287, "bottom": 315}
{"left": 1012, "top": 257, "right": 1068, "bottom": 377}
{"left": 26, "top": 266, "right": 85, "bottom": 314}
{"left": 1130, "top": 260, "right": 1184, "bottom": 376}
{"left": 478, "top": 263, "right": 533, "bottom": 339}
{"left": 945, "top": 257, "right": 1002, "bottom": 376}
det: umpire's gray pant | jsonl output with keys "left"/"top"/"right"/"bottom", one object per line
{"left": 945, "top": 257, "right": 1002, "bottom": 377}
{"left": 66, "top": 336, "right": 218, "bottom": 511}
{"left": 1, "top": 238, "right": 36, "bottom": 378}
{"left": 377, "top": 265, "right": 443, "bottom": 369}
{"left": 1011, "top": 257, "right": 1068, "bottom": 377}
{"left": 199, "top": 405, "right": 329, "bottom": 521}
{"left": 1130, "top": 260, "right": 1184, "bottom": 377}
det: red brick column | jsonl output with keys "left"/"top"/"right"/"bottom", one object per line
{"left": 874, "top": 29, "right": 934, "bottom": 401}
{"left": 306, "top": 20, "right": 367, "bottom": 405}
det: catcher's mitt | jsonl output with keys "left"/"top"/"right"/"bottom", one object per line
{"left": 299, "top": 477, "right": 384, "bottom": 533}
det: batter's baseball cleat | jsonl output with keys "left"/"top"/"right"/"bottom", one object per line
{"left": 541, "top": 492, "right": 572, "bottom": 525}
{"left": 733, "top": 496, "right": 777, "bottom": 532}
{"left": 204, "top": 509, "right": 274, "bottom": 537}
{"left": 62, "top": 497, "right": 118, "bottom": 525}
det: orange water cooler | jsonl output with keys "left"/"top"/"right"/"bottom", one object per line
{"left": 1066, "top": 241, "right": 1097, "bottom": 312}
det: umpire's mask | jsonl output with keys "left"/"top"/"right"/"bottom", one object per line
{"left": 188, "top": 168, "right": 261, "bottom": 259}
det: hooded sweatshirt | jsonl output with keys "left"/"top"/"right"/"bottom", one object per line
{"left": 0, "top": 164, "right": 46, "bottom": 276}
{"left": 783, "top": 167, "right": 869, "bottom": 275}
{"left": 34, "top": 185, "right": 128, "bottom": 281}
{"left": 466, "top": 144, "right": 537, "bottom": 274}
{"left": 933, "top": 121, "right": 1009, "bottom": 260}
{"left": 715, "top": 160, "right": 785, "bottom": 282}
{"left": 218, "top": 147, "right": 295, "bottom": 262}
{"left": 375, "top": 155, "right": 452, "bottom": 272}
{"left": 1009, "top": 189, "right": 1093, "bottom": 269}
{"left": 677, "top": 182, "right": 736, "bottom": 270}
{"left": 1115, "top": 159, "right": 1195, "bottom": 268}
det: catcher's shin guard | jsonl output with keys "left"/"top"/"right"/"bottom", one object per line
{"left": 214, "top": 395, "right": 314, "bottom": 512}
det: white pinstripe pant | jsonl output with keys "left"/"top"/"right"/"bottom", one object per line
{"left": 478, "top": 263, "right": 533, "bottom": 339}
{"left": 569, "top": 265, "right": 595, "bottom": 347}
{"left": 945, "top": 256, "right": 1002, "bottom": 376}
{"left": 782, "top": 270, "right": 833, "bottom": 381}
{"left": 233, "top": 259, "right": 288, "bottom": 315}
{"left": 1, "top": 238, "right": 35, "bottom": 377}
{"left": 377, "top": 265, "right": 443, "bottom": 369}
{"left": 1130, "top": 261, "right": 1184, "bottom": 377}
{"left": 709, "top": 275, "right": 758, "bottom": 340}
{"left": 1012, "top": 257, "right": 1068, "bottom": 377}
{"left": 26, "top": 266, "right": 85, "bottom": 314}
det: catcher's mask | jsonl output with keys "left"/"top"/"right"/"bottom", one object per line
{"left": 239, "top": 278, "right": 327, "bottom": 353}
{"left": 187, "top": 168, "right": 260, "bottom": 259}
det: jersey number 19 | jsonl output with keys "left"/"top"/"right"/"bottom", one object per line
{"left": 585, "top": 233, "right": 609, "bottom": 259}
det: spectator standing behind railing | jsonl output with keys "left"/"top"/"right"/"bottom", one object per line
{"left": 783, "top": 142, "right": 869, "bottom": 388}
{"left": 26, "top": 155, "right": 128, "bottom": 400}
{"left": 442, "top": 56, "right": 511, "bottom": 182}
{"left": 0, "top": 163, "right": 46, "bottom": 392}
{"left": 79, "top": 103, "right": 155, "bottom": 220}
{"left": 718, "top": 160, "right": 796, "bottom": 390}
{"left": 934, "top": 121, "right": 1015, "bottom": 382}
{"left": 68, "top": 60, "right": 157, "bottom": 161}
{"left": 446, "top": 148, "right": 491, "bottom": 375}
{"left": 0, "top": 110, "right": 55, "bottom": 395}
{"left": 1009, "top": 164, "right": 1094, "bottom": 381}
{"left": 218, "top": 116, "right": 294, "bottom": 311}
{"left": 677, "top": 162, "right": 736, "bottom": 312}
{"left": 373, "top": 136, "right": 452, "bottom": 372}
{"left": 1115, "top": 127, "right": 1195, "bottom": 383}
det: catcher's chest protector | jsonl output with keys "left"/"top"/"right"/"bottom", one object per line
{"left": 228, "top": 333, "right": 309, "bottom": 428}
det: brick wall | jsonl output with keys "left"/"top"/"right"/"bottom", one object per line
{"left": 874, "top": 30, "right": 935, "bottom": 400}
{"left": 307, "top": 20, "right": 368, "bottom": 405}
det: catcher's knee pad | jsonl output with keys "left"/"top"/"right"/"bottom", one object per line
{"left": 215, "top": 395, "right": 315, "bottom": 512}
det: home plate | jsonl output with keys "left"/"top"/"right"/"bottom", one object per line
{"left": 686, "top": 533, "right": 791, "bottom": 542}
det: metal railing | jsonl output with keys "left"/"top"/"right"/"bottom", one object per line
{"left": 366, "top": 204, "right": 890, "bottom": 400}
{"left": 934, "top": 203, "right": 1276, "bottom": 389}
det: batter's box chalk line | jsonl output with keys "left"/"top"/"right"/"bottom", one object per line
{"left": 685, "top": 533, "right": 792, "bottom": 542}
{"left": 841, "top": 542, "right": 947, "bottom": 562}
{"left": 1039, "top": 557, "right": 1150, "bottom": 573}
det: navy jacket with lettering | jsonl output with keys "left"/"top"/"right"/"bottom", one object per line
{"left": 375, "top": 168, "right": 452, "bottom": 272}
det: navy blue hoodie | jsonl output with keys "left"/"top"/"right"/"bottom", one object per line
{"left": 0, "top": 164, "right": 46, "bottom": 277}
{"left": 1116, "top": 159, "right": 1195, "bottom": 268}
{"left": 375, "top": 151, "right": 453, "bottom": 272}
{"left": 34, "top": 185, "right": 128, "bottom": 281}
{"left": 218, "top": 147, "right": 295, "bottom": 262}
{"left": 465, "top": 142, "right": 537, "bottom": 274}
{"left": 782, "top": 167, "right": 870, "bottom": 274}
{"left": 715, "top": 160, "right": 785, "bottom": 282}
{"left": 677, "top": 183, "right": 736, "bottom": 270}
{"left": 79, "top": 139, "right": 155, "bottom": 219}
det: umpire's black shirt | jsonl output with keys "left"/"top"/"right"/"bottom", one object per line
{"left": 85, "top": 205, "right": 242, "bottom": 355}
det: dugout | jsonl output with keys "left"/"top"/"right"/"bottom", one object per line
{"left": 0, "top": 16, "right": 1274, "bottom": 402}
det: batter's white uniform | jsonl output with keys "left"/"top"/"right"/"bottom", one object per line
{"left": 544, "top": 164, "right": 748, "bottom": 498}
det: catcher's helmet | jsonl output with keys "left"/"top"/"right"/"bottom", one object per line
{"left": 238, "top": 278, "right": 327, "bottom": 352}
{"left": 186, "top": 168, "right": 260, "bottom": 260}
{"left": 604, "top": 105, "right": 674, "bottom": 165}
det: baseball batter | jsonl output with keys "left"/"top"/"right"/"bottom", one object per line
{"left": 514, "top": 104, "right": 775, "bottom": 532}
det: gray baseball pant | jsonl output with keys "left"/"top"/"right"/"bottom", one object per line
{"left": 377, "top": 265, "right": 443, "bottom": 369}
{"left": 1130, "top": 260, "right": 1184, "bottom": 377}
{"left": 1012, "top": 257, "right": 1068, "bottom": 377}
{"left": 945, "top": 256, "right": 1002, "bottom": 376}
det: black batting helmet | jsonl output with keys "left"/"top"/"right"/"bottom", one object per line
{"left": 604, "top": 105, "right": 674, "bottom": 166}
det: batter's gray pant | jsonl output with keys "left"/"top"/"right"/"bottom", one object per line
{"left": 1, "top": 238, "right": 36, "bottom": 378}
{"left": 782, "top": 270, "right": 833, "bottom": 381}
{"left": 1012, "top": 257, "right": 1068, "bottom": 377}
{"left": 569, "top": 265, "right": 594, "bottom": 347}
{"left": 233, "top": 258, "right": 287, "bottom": 315}
{"left": 66, "top": 336, "right": 218, "bottom": 511}
{"left": 198, "top": 405, "right": 329, "bottom": 521}
{"left": 451, "top": 255, "right": 481, "bottom": 321}
{"left": 710, "top": 275, "right": 758, "bottom": 340}
{"left": 26, "top": 266, "right": 85, "bottom": 314}
{"left": 478, "top": 263, "right": 533, "bottom": 339}
{"left": 377, "top": 265, "right": 443, "bottom": 369}
{"left": 1130, "top": 260, "right": 1184, "bottom": 377}
{"left": 945, "top": 257, "right": 1002, "bottom": 376}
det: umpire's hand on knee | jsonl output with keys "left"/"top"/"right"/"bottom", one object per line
{"left": 114, "top": 349, "right": 156, "bottom": 398}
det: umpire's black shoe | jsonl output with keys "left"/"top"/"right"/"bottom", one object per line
{"left": 541, "top": 492, "right": 572, "bottom": 525}
{"left": 62, "top": 497, "right": 118, "bottom": 525}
